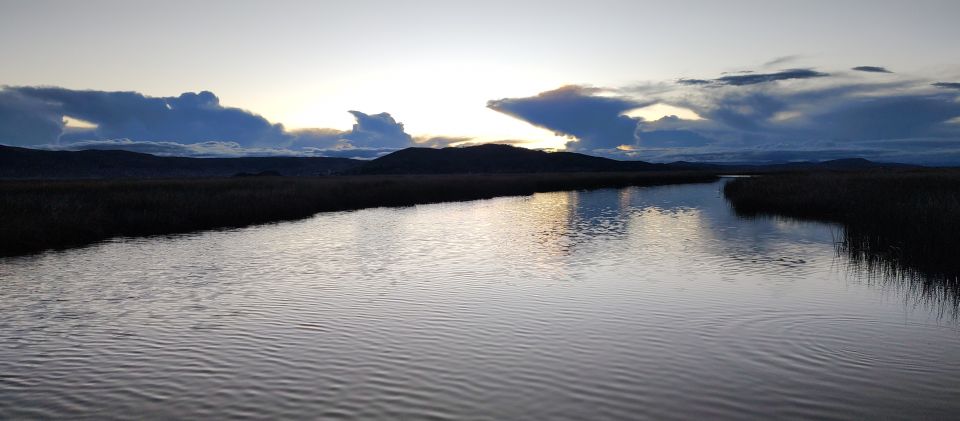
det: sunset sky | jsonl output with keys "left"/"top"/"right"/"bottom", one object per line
{"left": 2, "top": 0, "right": 959, "bottom": 163}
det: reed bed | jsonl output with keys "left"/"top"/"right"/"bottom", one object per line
{"left": 1, "top": 172, "right": 718, "bottom": 257}
{"left": 724, "top": 170, "right": 960, "bottom": 311}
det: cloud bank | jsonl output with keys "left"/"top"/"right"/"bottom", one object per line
{"left": 488, "top": 85, "right": 650, "bottom": 151}
{"left": 0, "top": 86, "right": 416, "bottom": 158}
{"left": 4, "top": 62, "right": 960, "bottom": 164}
{"left": 488, "top": 64, "right": 960, "bottom": 164}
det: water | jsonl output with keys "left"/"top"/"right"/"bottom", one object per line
{"left": 1, "top": 181, "right": 958, "bottom": 420}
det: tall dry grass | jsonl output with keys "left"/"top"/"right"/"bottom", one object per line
{"left": 724, "top": 170, "right": 960, "bottom": 312}
{"left": 1, "top": 172, "right": 718, "bottom": 257}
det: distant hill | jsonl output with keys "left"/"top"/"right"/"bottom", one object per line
{"left": 355, "top": 145, "right": 918, "bottom": 174}
{"left": 357, "top": 144, "right": 670, "bottom": 174}
{"left": 0, "top": 145, "right": 361, "bottom": 179}
{"left": 0, "top": 143, "right": 920, "bottom": 179}
{"left": 791, "top": 158, "right": 900, "bottom": 169}
{"left": 715, "top": 158, "right": 920, "bottom": 173}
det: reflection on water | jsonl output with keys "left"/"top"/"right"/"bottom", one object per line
{"left": 1, "top": 181, "right": 959, "bottom": 420}
{"left": 838, "top": 231, "right": 960, "bottom": 319}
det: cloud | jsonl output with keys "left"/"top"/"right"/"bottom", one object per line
{"left": 285, "top": 111, "right": 415, "bottom": 151}
{"left": 635, "top": 120, "right": 715, "bottom": 148}
{"left": 487, "top": 85, "right": 650, "bottom": 150}
{"left": 814, "top": 95, "right": 960, "bottom": 140}
{"left": 414, "top": 136, "right": 472, "bottom": 148}
{"left": 38, "top": 138, "right": 400, "bottom": 159}
{"left": 0, "top": 89, "right": 65, "bottom": 146}
{"left": 286, "top": 128, "right": 347, "bottom": 149}
{"left": 488, "top": 67, "right": 960, "bottom": 164}
{"left": 0, "top": 86, "right": 417, "bottom": 157}
{"left": 763, "top": 55, "right": 802, "bottom": 67}
{"left": 677, "top": 78, "right": 713, "bottom": 86}
{"left": 5, "top": 69, "right": 960, "bottom": 164}
{"left": 676, "top": 69, "right": 830, "bottom": 87}
{"left": 713, "top": 69, "right": 830, "bottom": 86}
{"left": 41, "top": 139, "right": 305, "bottom": 157}
{"left": 306, "top": 146, "right": 399, "bottom": 159}
{"left": 852, "top": 66, "right": 893, "bottom": 73}
{"left": 622, "top": 139, "right": 960, "bottom": 166}
{"left": 7, "top": 87, "right": 286, "bottom": 146}
{"left": 340, "top": 110, "right": 412, "bottom": 148}
{"left": 933, "top": 82, "right": 960, "bottom": 90}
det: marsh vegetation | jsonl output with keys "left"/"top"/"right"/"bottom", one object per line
{"left": 1, "top": 172, "right": 718, "bottom": 257}
{"left": 724, "top": 170, "right": 960, "bottom": 310}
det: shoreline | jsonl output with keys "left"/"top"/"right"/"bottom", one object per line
{"left": 1, "top": 172, "right": 719, "bottom": 258}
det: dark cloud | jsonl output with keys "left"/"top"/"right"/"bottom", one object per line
{"left": 487, "top": 85, "right": 649, "bottom": 150}
{"left": 677, "top": 78, "right": 712, "bottom": 86}
{"left": 0, "top": 86, "right": 417, "bottom": 156}
{"left": 0, "top": 89, "right": 65, "bottom": 146}
{"left": 675, "top": 69, "right": 830, "bottom": 87}
{"left": 489, "top": 70, "right": 960, "bottom": 164}
{"left": 714, "top": 69, "right": 829, "bottom": 86}
{"left": 933, "top": 82, "right": 960, "bottom": 90}
{"left": 815, "top": 94, "right": 960, "bottom": 140}
{"left": 7, "top": 87, "right": 286, "bottom": 146}
{"left": 635, "top": 129, "right": 715, "bottom": 148}
{"left": 852, "top": 66, "right": 893, "bottom": 73}
{"left": 690, "top": 90, "right": 790, "bottom": 131}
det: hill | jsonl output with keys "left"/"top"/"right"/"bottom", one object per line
{"left": 357, "top": 144, "right": 668, "bottom": 174}
{"left": 0, "top": 145, "right": 361, "bottom": 179}
{"left": 715, "top": 158, "right": 920, "bottom": 173}
{"left": 0, "top": 143, "right": 919, "bottom": 179}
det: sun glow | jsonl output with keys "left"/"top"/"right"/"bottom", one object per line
{"left": 772, "top": 111, "right": 804, "bottom": 122}
{"left": 622, "top": 103, "right": 703, "bottom": 122}
{"left": 259, "top": 58, "right": 573, "bottom": 150}
{"left": 63, "top": 116, "right": 98, "bottom": 129}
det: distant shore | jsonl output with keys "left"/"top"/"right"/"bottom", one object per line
{"left": 1, "top": 172, "right": 719, "bottom": 257}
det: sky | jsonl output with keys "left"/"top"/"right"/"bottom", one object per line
{"left": 1, "top": 0, "right": 960, "bottom": 163}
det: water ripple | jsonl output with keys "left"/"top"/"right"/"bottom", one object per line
{"left": 1, "top": 182, "right": 958, "bottom": 420}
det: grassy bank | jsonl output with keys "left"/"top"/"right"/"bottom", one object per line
{"left": 723, "top": 170, "right": 960, "bottom": 304}
{"left": 1, "top": 172, "right": 718, "bottom": 257}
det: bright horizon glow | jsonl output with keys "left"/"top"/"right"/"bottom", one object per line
{"left": 63, "top": 116, "right": 98, "bottom": 129}
{"left": 267, "top": 59, "right": 574, "bottom": 149}
{"left": 623, "top": 104, "right": 704, "bottom": 122}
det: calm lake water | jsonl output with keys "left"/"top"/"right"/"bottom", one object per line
{"left": 2, "top": 180, "right": 959, "bottom": 420}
